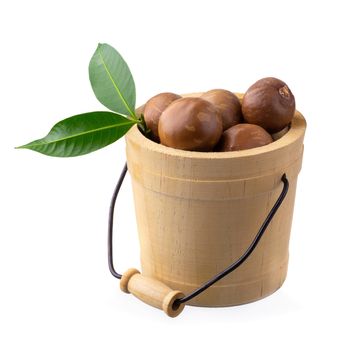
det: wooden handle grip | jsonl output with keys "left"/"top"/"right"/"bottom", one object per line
{"left": 120, "top": 268, "right": 185, "bottom": 317}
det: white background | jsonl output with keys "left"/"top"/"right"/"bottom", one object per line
{"left": 1, "top": 0, "right": 349, "bottom": 349}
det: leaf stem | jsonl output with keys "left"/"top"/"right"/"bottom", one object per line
{"left": 137, "top": 114, "right": 152, "bottom": 138}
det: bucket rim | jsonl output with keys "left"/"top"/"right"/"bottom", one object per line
{"left": 127, "top": 92, "right": 306, "bottom": 160}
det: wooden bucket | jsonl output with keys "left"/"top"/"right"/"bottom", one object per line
{"left": 125, "top": 93, "right": 306, "bottom": 309}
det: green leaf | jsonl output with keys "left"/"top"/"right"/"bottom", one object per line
{"left": 16, "top": 111, "right": 137, "bottom": 157}
{"left": 89, "top": 43, "right": 136, "bottom": 118}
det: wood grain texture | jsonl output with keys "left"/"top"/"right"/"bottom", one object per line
{"left": 125, "top": 92, "right": 306, "bottom": 307}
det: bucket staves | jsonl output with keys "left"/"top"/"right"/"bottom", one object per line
{"left": 125, "top": 93, "right": 306, "bottom": 309}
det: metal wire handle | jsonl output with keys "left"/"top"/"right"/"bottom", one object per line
{"left": 108, "top": 162, "right": 289, "bottom": 307}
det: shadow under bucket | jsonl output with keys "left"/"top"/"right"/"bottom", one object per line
{"left": 125, "top": 93, "right": 306, "bottom": 310}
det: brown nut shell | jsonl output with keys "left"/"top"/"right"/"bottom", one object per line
{"left": 242, "top": 77, "right": 295, "bottom": 133}
{"left": 143, "top": 92, "right": 181, "bottom": 141}
{"left": 216, "top": 123, "right": 273, "bottom": 152}
{"left": 158, "top": 97, "right": 223, "bottom": 151}
{"left": 201, "top": 89, "right": 242, "bottom": 130}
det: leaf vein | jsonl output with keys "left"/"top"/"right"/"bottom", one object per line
{"left": 27, "top": 121, "right": 135, "bottom": 148}
{"left": 97, "top": 46, "right": 136, "bottom": 119}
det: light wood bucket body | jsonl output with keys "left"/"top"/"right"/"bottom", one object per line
{"left": 126, "top": 94, "right": 306, "bottom": 307}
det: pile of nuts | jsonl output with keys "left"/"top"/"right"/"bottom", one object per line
{"left": 143, "top": 77, "right": 295, "bottom": 152}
